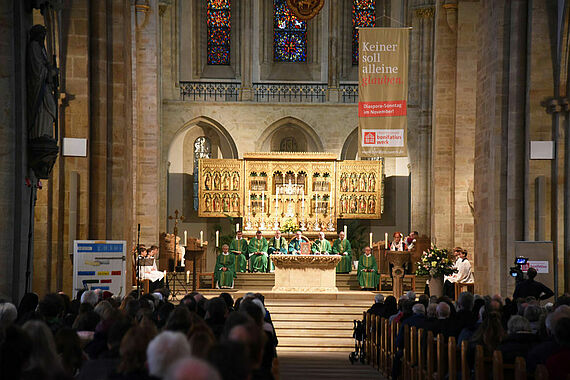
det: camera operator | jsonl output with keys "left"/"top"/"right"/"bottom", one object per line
{"left": 512, "top": 267, "right": 554, "bottom": 300}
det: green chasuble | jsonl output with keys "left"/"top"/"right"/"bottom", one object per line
{"left": 268, "top": 236, "right": 287, "bottom": 271}
{"left": 214, "top": 253, "right": 236, "bottom": 288}
{"left": 288, "top": 238, "right": 305, "bottom": 255}
{"left": 357, "top": 254, "right": 379, "bottom": 289}
{"left": 332, "top": 238, "right": 352, "bottom": 273}
{"left": 229, "top": 238, "right": 249, "bottom": 273}
{"left": 311, "top": 239, "right": 332, "bottom": 254}
{"left": 248, "top": 237, "right": 269, "bottom": 272}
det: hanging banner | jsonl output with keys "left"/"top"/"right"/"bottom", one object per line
{"left": 358, "top": 27, "right": 410, "bottom": 157}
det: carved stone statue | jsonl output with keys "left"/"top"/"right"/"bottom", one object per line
{"left": 27, "top": 25, "right": 56, "bottom": 140}
{"left": 232, "top": 172, "right": 239, "bottom": 190}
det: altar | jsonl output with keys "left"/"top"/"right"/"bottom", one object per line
{"left": 271, "top": 255, "right": 341, "bottom": 292}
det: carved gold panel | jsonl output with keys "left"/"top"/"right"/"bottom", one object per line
{"left": 336, "top": 160, "right": 383, "bottom": 219}
{"left": 198, "top": 159, "right": 244, "bottom": 218}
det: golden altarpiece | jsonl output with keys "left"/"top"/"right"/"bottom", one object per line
{"left": 198, "top": 153, "right": 383, "bottom": 235}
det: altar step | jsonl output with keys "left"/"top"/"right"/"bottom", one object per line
{"left": 264, "top": 295, "right": 371, "bottom": 353}
{"left": 233, "top": 272, "right": 361, "bottom": 291}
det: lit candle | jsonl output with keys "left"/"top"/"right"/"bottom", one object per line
{"left": 186, "top": 270, "right": 189, "bottom": 283}
{"left": 262, "top": 191, "right": 265, "bottom": 214}
{"left": 163, "top": 270, "right": 167, "bottom": 278}
{"left": 369, "top": 232, "right": 373, "bottom": 248}
{"left": 344, "top": 225, "right": 347, "bottom": 237}
{"left": 200, "top": 231, "right": 203, "bottom": 247}
{"left": 236, "top": 223, "right": 239, "bottom": 232}
{"left": 385, "top": 232, "right": 388, "bottom": 249}
{"left": 184, "top": 230, "right": 187, "bottom": 246}
{"left": 275, "top": 187, "right": 279, "bottom": 213}
{"left": 216, "top": 230, "right": 219, "bottom": 247}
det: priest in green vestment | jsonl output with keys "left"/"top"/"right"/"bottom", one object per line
{"left": 248, "top": 230, "right": 269, "bottom": 272}
{"left": 332, "top": 230, "right": 352, "bottom": 273}
{"left": 229, "top": 230, "right": 249, "bottom": 273}
{"left": 267, "top": 230, "right": 287, "bottom": 272}
{"left": 214, "top": 244, "right": 236, "bottom": 288}
{"left": 358, "top": 246, "right": 379, "bottom": 289}
{"left": 311, "top": 231, "right": 332, "bottom": 255}
{"left": 288, "top": 230, "right": 308, "bottom": 255}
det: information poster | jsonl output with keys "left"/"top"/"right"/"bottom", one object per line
{"left": 358, "top": 27, "right": 410, "bottom": 157}
{"left": 73, "top": 240, "right": 127, "bottom": 298}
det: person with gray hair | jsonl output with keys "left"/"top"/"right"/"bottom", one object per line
{"left": 147, "top": 331, "right": 191, "bottom": 378}
{"left": 447, "top": 292, "right": 477, "bottom": 338}
{"left": 497, "top": 315, "right": 541, "bottom": 363}
{"left": 0, "top": 302, "right": 17, "bottom": 328}
{"left": 406, "top": 290, "right": 416, "bottom": 301}
{"left": 80, "top": 290, "right": 98, "bottom": 307}
{"left": 368, "top": 294, "right": 385, "bottom": 315}
{"left": 165, "top": 358, "right": 221, "bottom": 380}
{"left": 527, "top": 305, "right": 570, "bottom": 371}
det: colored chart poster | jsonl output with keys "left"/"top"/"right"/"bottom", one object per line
{"left": 358, "top": 27, "right": 410, "bottom": 157}
{"left": 73, "top": 240, "right": 127, "bottom": 298}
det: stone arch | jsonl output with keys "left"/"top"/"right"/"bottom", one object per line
{"left": 340, "top": 127, "right": 358, "bottom": 160}
{"left": 256, "top": 117, "right": 324, "bottom": 152}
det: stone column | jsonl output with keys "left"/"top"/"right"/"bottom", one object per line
{"left": 408, "top": 2, "right": 435, "bottom": 237}
{"left": 430, "top": 0, "right": 457, "bottom": 249}
{"left": 133, "top": 0, "right": 160, "bottom": 245}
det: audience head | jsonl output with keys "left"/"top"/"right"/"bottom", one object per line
{"left": 457, "top": 292, "right": 474, "bottom": 311}
{"left": 406, "top": 290, "right": 416, "bottom": 301}
{"left": 147, "top": 331, "right": 191, "bottom": 377}
{"left": 374, "top": 294, "right": 384, "bottom": 304}
{"left": 55, "top": 327, "right": 83, "bottom": 376}
{"left": 80, "top": 290, "right": 98, "bottom": 307}
{"left": 208, "top": 341, "right": 251, "bottom": 380}
{"left": 412, "top": 303, "right": 425, "bottom": 315}
{"left": 22, "top": 320, "right": 64, "bottom": 374}
{"left": 38, "top": 292, "right": 65, "bottom": 320}
{"left": 165, "top": 357, "right": 221, "bottom": 380}
{"left": 165, "top": 306, "right": 193, "bottom": 334}
{"left": 507, "top": 315, "right": 531, "bottom": 334}
{"left": 228, "top": 322, "right": 266, "bottom": 369}
{"left": 220, "top": 293, "right": 234, "bottom": 311}
{"left": 436, "top": 302, "right": 451, "bottom": 319}
{"left": 118, "top": 324, "right": 156, "bottom": 374}
{"left": 0, "top": 324, "right": 32, "bottom": 379}
{"left": 0, "top": 302, "right": 17, "bottom": 327}
{"left": 418, "top": 294, "right": 429, "bottom": 308}
{"left": 553, "top": 317, "right": 570, "bottom": 348}
{"left": 206, "top": 297, "right": 228, "bottom": 322}
{"left": 426, "top": 303, "right": 438, "bottom": 318}
{"left": 189, "top": 329, "right": 216, "bottom": 359}
{"left": 545, "top": 304, "right": 570, "bottom": 335}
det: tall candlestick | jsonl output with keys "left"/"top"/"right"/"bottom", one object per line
{"left": 200, "top": 231, "right": 204, "bottom": 247}
{"left": 262, "top": 191, "right": 265, "bottom": 214}
{"left": 215, "top": 230, "right": 219, "bottom": 247}
{"left": 344, "top": 225, "right": 347, "bottom": 237}
{"left": 369, "top": 232, "right": 373, "bottom": 248}
{"left": 186, "top": 270, "right": 190, "bottom": 283}
{"left": 385, "top": 232, "right": 388, "bottom": 249}
{"left": 275, "top": 187, "right": 279, "bottom": 217}
{"left": 184, "top": 231, "right": 187, "bottom": 246}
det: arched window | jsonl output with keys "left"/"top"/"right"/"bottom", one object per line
{"left": 273, "top": 0, "right": 307, "bottom": 62}
{"left": 352, "top": 0, "right": 376, "bottom": 65}
{"left": 193, "top": 137, "right": 212, "bottom": 210}
{"left": 279, "top": 137, "right": 298, "bottom": 152}
{"left": 207, "top": 0, "right": 231, "bottom": 65}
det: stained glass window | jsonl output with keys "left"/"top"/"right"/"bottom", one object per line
{"left": 352, "top": 0, "right": 376, "bottom": 65}
{"left": 193, "top": 137, "right": 212, "bottom": 210}
{"left": 207, "top": 0, "right": 231, "bottom": 65}
{"left": 273, "top": 0, "right": 307, "bottom": 62}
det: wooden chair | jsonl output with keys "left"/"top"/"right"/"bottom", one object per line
{"left": 454, "top": 282, "right": 475, "bottom": 300}
{"left": 197, "top": 272, "right": 214, "bottom": 289}
{"left": 534, "top": 364, "right": 549, "bottom": 380}
{"left": 424, "top": 330, "right": 435, "bottom": 380}
{"left": 492, "top": 350, "right": 504, "bottom": 380}
{"left": 475, "top": 345, "right": 491, "bottom": 380}
{"left": 403, "top": 274, "right": 416, "bottom": 292}
{"left": 435, "top": 333, "right": 445, "bottom": 380}
{"left": 448, "top": 336, "right": 457, "bottom": 380}
{"left": 460, "top": 340, "right": 469, "bottom": 380}
{"left": 416, "top": 328, "right": 425, "bottom": 380}
{"left": 514, "top": 356, "right": 526, "bottom": 380}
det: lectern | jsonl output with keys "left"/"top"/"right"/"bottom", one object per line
{"left": 386, "top": 251, "right": 410, "bottom": 298}
{"left": 184, "top": 239, "right": 208, "bottom": 292}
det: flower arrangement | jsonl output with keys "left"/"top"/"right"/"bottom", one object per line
{"left": 415, "top": 246, "right": 457, "bottom": 278}
{"left": 281, "top": 218, "right": 298, "bottom": 233}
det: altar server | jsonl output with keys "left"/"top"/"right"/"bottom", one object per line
{"left": 140, "top": 245, "right": 164, "bottom": 292}
{"left": 358, "top": 246, "right": 379, "bottom": 290}
{"left": 248, "top": 230, "right": 269, "bottom": 273}
{"left": 214, "top": 244, "right": 236, "bottom": 288}
{"left": 332, "top": 231, "right": 352, "bottom": 273}
{"left": 230, "top": 230, "right": 249, "bottom": 273}
{"left": 311, "top": 231, "right": 331, "bottom": 255}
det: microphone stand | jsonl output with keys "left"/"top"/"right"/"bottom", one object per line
{"left": 136, "top": 224, "right": 141, "bottom": 296}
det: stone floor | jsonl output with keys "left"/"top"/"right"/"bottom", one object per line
{"left": 278, "top": 351, "right": 387, "bottom": 380}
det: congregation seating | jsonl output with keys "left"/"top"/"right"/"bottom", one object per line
{"left": 361, "top": 311, "right": 567, "bottom": 380}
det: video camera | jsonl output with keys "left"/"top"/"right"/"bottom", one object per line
{"left": 509, "top": 256, "right": 528, "bottom": 282}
